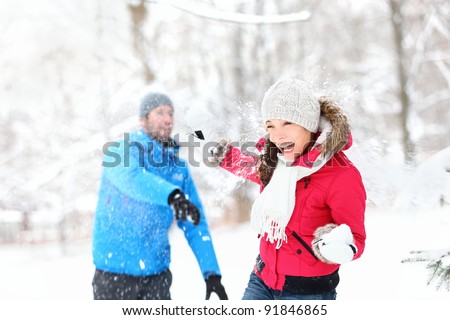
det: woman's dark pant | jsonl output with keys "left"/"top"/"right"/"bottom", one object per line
{"left": 242, "top": 271, "right": 337, "bottom": 300}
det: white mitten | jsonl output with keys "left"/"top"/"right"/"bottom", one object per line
{"left": 312, "top": 224, "right": 357, "bottom": 265}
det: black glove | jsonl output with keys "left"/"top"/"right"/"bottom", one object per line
{"left": 168, "top": 190, "right": 200, "bottom": 225}
{"left": 205, "top": 275, "right": 228, "bottom": 300}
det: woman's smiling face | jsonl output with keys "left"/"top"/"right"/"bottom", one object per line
{"left": 265, "top": 119, "right": 313, "bottom": 162}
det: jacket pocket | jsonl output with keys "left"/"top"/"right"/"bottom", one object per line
{"left": 255, "top": 254, "right": 265, "bottom": 275}
{"left": 288, "top": 231, "right": 319, "bottom": 266}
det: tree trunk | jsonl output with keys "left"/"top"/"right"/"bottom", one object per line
{"left": 389, "top": 0, "right": 415, "bottom": 166}
{"left": 128, "top": 0, "right": 155, "bottom": 83}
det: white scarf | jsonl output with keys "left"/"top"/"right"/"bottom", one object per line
{"left": 250, "top": 118, "right": 333, "bottom": 249}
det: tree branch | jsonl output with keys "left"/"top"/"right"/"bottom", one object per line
{"left": 146, "top": 0, "right": 312, "bottom": 24}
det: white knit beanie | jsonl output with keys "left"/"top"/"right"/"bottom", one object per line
{"left": 261, "top": 79, "right": 320, "bottom": 133}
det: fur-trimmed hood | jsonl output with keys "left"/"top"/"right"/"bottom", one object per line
{"left": 317, "top": 96, "right": 350, "bottom": 156}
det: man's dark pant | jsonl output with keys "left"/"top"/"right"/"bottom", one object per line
{"left": 92, "top": 269, "right": 172, "bottom": 300}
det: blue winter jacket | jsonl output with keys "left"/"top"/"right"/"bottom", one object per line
{"left": 92, "top": 128, "right": 221, "bottom": 278}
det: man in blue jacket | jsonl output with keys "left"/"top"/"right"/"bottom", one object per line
{"left": 91, "top": 92, "right": 227, "bottom": 300}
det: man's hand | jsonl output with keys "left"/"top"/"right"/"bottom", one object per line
{"left": 205, "top": 275, "right": 228, "bottom": 300}
{"left": 168, "top": 190, "right": 200, "bottom": 225}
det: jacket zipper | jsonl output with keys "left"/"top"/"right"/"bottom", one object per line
{"left": 303, "top": 177, "right": 311, "bottom": 189}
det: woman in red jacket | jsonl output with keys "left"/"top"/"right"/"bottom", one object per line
{"left": 210, "top": 78, "right": 366, "bottom": 300}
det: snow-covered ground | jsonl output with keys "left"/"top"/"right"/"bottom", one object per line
{"left": 1, "top": 206, "right": 449, "bottom": 301}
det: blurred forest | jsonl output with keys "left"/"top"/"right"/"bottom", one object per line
{"left": 0, "top": 0, "right": 449, "bottom": 244}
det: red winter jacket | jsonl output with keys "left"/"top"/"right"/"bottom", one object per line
{"left": 220, "top": 135, "right": 366, "bottom": 291}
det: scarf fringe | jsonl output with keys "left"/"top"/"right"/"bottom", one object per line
{"left": 251, "top": 214, "right": 289, "bottom": 249}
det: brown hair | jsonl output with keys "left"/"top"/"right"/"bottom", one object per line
{"left": 257, "top": 139, "right": 279, "bottom": 188}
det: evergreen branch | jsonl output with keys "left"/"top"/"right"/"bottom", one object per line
{"left": 403, "top": 249, "right": 450, "bottom": 291}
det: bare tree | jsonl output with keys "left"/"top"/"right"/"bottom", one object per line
{"left": 128, "top": 0, "right": 155, "bottom": 83}
{"left": 389, "top": 0, "right": 415, "bottom": 166}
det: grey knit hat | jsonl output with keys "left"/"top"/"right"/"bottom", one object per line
{"left": 139, "top": 92, "right": 174, "bottom": 118}
{"left": 261, "top": 79, "right": 320, "bottom": 133}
